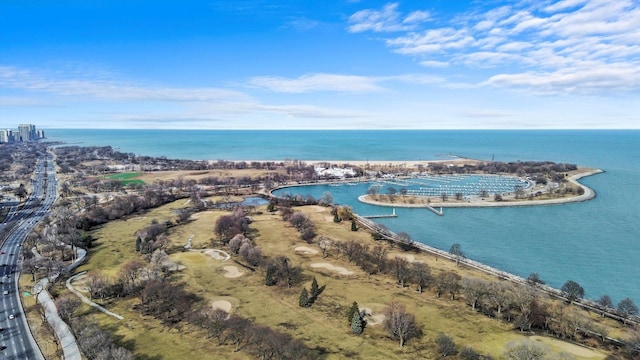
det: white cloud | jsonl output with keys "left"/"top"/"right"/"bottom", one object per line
{"left": 0, "top": 65, "right": 247, "bottom": 102}
{"left": 247, "top": 73, "right": 384, "bottom": 93}
{"left": 348, "top": 2, "right": 428, "bottom": 33}
{"left": 403, "top": 10, "right": 430, "bottom": 24}
{"left": 419, "top": 60, "right": 449, "bottom": 68}
{"left": 349, "top": 0, "right": 640, "bottom": 94}
{"left": 485, "top": 64, "right": 640, "bottom": 94}
{"left": 543, "top": 0, "right": 589, "bottom": 13}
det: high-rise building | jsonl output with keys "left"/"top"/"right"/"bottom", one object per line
{"left": 0, "top": 129, "right": 15, "bottom": 143}
{"left": 17, "top": 123, "right": 37, "bottom": 142}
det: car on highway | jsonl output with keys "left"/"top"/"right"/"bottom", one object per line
{"left": 8, "top": 314, "right": 14, "bottom": 320}
{"left": 3, "top": 290, "right": 8, "bottom": 295}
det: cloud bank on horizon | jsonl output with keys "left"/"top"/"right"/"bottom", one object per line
{"left": 0, "top": 0, "right": 638, "bottom": 129}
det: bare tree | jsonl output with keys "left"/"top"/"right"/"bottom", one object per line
{"left": 435, "top": 333, "right": 458, "bottom": 357}
{"left": 449, "top": 243, "right": 465, "bottom": 266}
{"left": 488, "top": 282, "right": 514, "bottom": 318}
{"left": 192, "top": 308, "right": 229, "bottom": 344}
{"left": 617, "top": 298, "right": 639, "bottom": 325}
{"left": 224, "top": 315, "right": 253, "bottom": 352}
{"left": 86, "top": 271, "right": 109, "bottom": 301}
{"left": 383, "top": 301, "right": 421, "bottom": 347}
{"left": 118, "top": 259, "right": 146, "bottom": 295}
{"left": 560, "top": 280, "right": 584, "bottom": 304}
{"left": 317, "top": 236, "right": 331, "bottom": 258}
{"left": 461, "top": 278, "right": 489, "bottom": 311}
{"left": 434, "top": 271, "right": 461, "bottom": 300}
{"left": 596, "top": 294, "right": 613, "bottom": 317}
{"left": 411, "top": 262, "right": 431, "bottom": 294}
{"left": 55, "top": 294, "right": 81, "bottom": 323}
{"left": 391, "top": 257, "right": 411, "bottom": 287}
{"left": 503, "top": 340, "right": 549, "bottom": 360}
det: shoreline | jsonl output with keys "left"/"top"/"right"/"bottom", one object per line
{"left": 222, "top": 156, "right": 482, "bottom": 167}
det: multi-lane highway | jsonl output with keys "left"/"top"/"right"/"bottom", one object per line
{"left": 1, "top": 150, "right": 57, "bottom": 360}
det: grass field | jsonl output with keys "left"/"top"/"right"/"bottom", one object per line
{"left": 102, "top": 172, "right": 146, "bottom": 186}
{"left": 58, "top": 198, "right": 619, "bottom": 360}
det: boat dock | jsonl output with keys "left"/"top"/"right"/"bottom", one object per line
{"left": 426, "top": 205, "right": 443, "bottom": 216}
{"left": 362, "top": 208, "right": 398, "bottom": 219}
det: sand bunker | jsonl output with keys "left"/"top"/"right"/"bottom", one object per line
{"left": 310, "top": 263, "right": 354, "bottom": 275}
{"left": 197, "top": 249, "right": 230, "bottom": 261}
{"left": 360, "top": 306, "right": 386, "bottom": 326}
{"left": 211, "top": 300, "right": 232, "bottom": 313}
{"left": 295, "top": 246, "right": 319, "bottom": 255}
{"left": 223, "top": 265, "right": 243, "bottom": 278}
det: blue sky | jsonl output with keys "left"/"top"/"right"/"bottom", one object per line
{"left": 1, "top": 0, "right": 639, "bottom": 129}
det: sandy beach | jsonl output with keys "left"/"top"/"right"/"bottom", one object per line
{"left": 226, "top": 156, "right": 482, "bottom": 168}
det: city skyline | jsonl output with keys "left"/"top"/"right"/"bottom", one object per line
{"left": 1, "top": 0, "right": 639, "bottom": 129}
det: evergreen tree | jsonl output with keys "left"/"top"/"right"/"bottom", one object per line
{"left": 310, "top": 277, "right": 319, "bottom": 297}
{"left": 351, "top": 220, "right": 358, "bottom": 231}
{"left": 299, "top": 287, "right": 311, "bottom": 307}
{"left": 347, "top": 301, "right": 360, "bottom": 324}
{"left": 351, "top": 311, "right": 363, "bottom": 335}
{"left": 265, "top": 265, "right": 277, "bottom": 286}
{"left": 333, "top": 213, "right": 341, "bottom": 223}
{"left": 135, "top": 236, "right": 142, "bottom": 252}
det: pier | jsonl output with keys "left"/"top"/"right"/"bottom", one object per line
{"left": 426, "top": 204, "right": 443, "bottom": 216}
{"left": 362, "top": 208, "right": 398, "bottom": 219}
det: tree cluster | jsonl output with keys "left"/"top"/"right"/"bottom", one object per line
{"left": 214, "top": 208, "right": 251, "bottom": 245}
{"left": 328, "top": 240, "right": 433, "bottom": 293}
{"left": 299, "top": 277, "right": 325, "bottom": 307}
{"left": 135, "top": 219, "right": 170, "bottom": 254}
{"left": 283, "top": 209, "right": 316, "bottom": 243}
{"left": 227, "top": 234, "right": 264, "bottom": 267}
{"left": 190, "top": 308, "right": 317, "bottom": 359}
{"left": 265, "top": 257, "right": 303, "bottom": 288}
{"left": 73, "top": 186, "right": 179, "bottom": 229}
{"left": 0, "top": 142, "right": 44, "bottom": 181}
{"left": 138, "top": 279, "right": 195, "bottom": 325}
{"left": 70, "top": 316, "right": 134, "bottom": 360}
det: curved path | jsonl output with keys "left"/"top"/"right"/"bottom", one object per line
{"left": 66, "top": 272, "right": 124, "bottom": 320}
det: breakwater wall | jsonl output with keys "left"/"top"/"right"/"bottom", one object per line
{"left": 353, "top": 213, "right": 638, "bottom": 327}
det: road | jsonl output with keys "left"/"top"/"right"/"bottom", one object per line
{"left": 1, "top": 150, "right": 57, "bottom": 360}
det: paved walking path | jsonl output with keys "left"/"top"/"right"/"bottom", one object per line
{"left": 66, "top": 272, "right": 124, "bottom": 320}
{"left": 32, "top": 247, "right": 87, "bottom": 360}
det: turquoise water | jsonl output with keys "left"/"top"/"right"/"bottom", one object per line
{"left": 45, "top": 129, "right": 640, "bottom": 304}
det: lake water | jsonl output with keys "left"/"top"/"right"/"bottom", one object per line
{"left": 44, "top": 129, "right": 640, "bottom": 305}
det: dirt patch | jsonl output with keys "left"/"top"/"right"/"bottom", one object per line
{"left": 295, "top": 246, "right": 319, "bottom": 255}
{"left": 529, "top": 336, "right": 607, "bottom": 358}
{"left": 223, "top": 265, "right": 243, "bottom": 278}
{"left": 360, "top": 305, "right": 386, "bottom": 326}
{"left": 310, "top": 263, "right": 354, "bottom": 275}
{"left": 211, "top": 300, "right": 232, "bottom": 313}
{"left": 389, "top": 253, "right": 423, "bottom": 263}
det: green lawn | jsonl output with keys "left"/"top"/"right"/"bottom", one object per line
{"left": 102, "top": 172, "right": 146, "bottom": 185}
